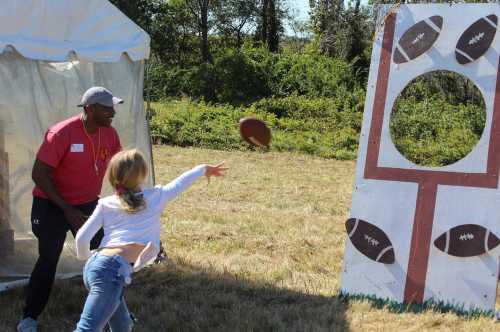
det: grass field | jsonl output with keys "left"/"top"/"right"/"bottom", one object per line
{"left": 0, "top": 145, "right": 499, "bottom": 331}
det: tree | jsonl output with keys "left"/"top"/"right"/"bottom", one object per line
{"left": 256, "top": 0, "right": 286, "bottom": 52}
{"left": 310, "top": 1, "right": 346, "bottom": 57}
{"left": 310, "top": 0, "right": 370, "bottom": 64}
{"left": 109, "top": 0, "right": 152, "bottom": 28}
{"left": 267, "top": 0, "right": 279, "bottom": 52}
{"left": 213, "top": 0, "right": 259, "bottom": 50}
{"left": 286, "top": 12, "right": 312, "bottom": 53}
{"left": 185, "top": 0, "right": 214, "bottom": 63}
{"left": 109, "top": 0, "right": 199, "bottom": 66}
{"left": 261, "top": 0, "right": 269, "bottom": 43}
{"left": 309, "top": 0, "right": 343, "bottom": 36}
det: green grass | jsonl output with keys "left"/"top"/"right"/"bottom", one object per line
{"left": 0, "top": 146, "right": 498, "bottom": 331}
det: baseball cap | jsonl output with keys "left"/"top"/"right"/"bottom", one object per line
{"left": 77, "top": 87, "right": 124, "bottom": 107}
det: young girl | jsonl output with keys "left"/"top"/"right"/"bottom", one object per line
{"left": 74, "top": 149, "right": 227, "bottom": 332}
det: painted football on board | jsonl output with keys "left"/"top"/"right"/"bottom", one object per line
{"left": 345, "top": 218, "right": 395, "bottom": 264}
{"left": 434, "top": 224, "right": 500, "bottom": 257}
{"left": 455, "top": 15, "right": 497, "bottom": 65}
{"left": 393, "top": 15, "right": 443, "bottom": 64}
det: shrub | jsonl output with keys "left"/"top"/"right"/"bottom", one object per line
{"left": 146, "top": 47, "right": 365, "bottom": 106}
{"left": 149, "top": 96, "right": 363, "bottom": 159}
{"left": 269, "top": 53, "right": 364, "bottom": 98}
{"left": 390, "top": 96, "right": 486, "bottom": 167}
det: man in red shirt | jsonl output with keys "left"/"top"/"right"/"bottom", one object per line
{"left": 17, "top": 87, "right": 123, "bottom": 332}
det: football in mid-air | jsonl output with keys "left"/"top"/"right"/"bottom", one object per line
{"left": 434, "top": 224, "right": 500, "bottom": 257}
{"left": 345, "top": 218, "right": 395, "bottom": 264}
{"left": 239, "top": 117, "right": 271, "bottom": 147}
{"left": 393, "top": 15, "right": 443, "bottom": 64}
{"left": 455, "top": 15, "right": 497, "bottom": 65}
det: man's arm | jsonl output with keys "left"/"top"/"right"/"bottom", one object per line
{"left": 32, "top": 159, "right": 87, "bottom": 230}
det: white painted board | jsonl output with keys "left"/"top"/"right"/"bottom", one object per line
{"left": 341, "top": 3, "right": 500, "bottom": 312}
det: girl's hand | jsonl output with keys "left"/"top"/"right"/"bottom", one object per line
{"left": 205, "top": 162, "right": 228, "bottom": 183}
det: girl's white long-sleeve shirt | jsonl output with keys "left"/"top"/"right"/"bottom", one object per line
{"left": 75, "top": 165, "right": 206, "bottom": 271}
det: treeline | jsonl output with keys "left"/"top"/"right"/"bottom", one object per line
{"left": 111, "top": 1, "right": 488, "bottom": 165}
{"left": 110, "top": 0, "right": 374, "bottom": 103}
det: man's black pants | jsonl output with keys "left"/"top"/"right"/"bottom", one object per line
{"left": 23, "top": 197, "right": 104, "bottom": 320}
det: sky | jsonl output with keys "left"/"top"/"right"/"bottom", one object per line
{"left": 284, "top": 0, "right": 311, "bottom": 36}
{"left": 288, "top": 0, "right": 370, "bottom": 21}
{"left": 288, "top": 0, "right": 311, "bottom": 22}
{"left": 285, "top": 0, "right": 369, "bottom": 35}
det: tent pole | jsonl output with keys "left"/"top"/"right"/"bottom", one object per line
{"left": 144, "top": 60, "right": 156, "bottom": 185}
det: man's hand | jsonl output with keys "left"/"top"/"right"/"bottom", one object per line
{"left": 205, "top": 162, "right": 228, "bottom": 183}
{"left": 63, "top": 206, "right": 88, "bottom": 232}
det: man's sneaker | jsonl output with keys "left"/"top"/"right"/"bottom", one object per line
{"left": 16, "top": 317, "right": 37, "bottom": 332}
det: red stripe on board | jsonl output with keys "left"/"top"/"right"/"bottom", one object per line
{"left": 403, "top": 183, "right": 438, "bottom": 304}
{"left": 495, "top": 259, "right": 500, "bottom": 309}
{"left": 487, "top": 62, "right": 500, "bottom": 176}
{"left": 369, "top": 167, "right": 498, "bottom": 188}
{"left": 364, "top": 13, "right": 396, "bottom": 179}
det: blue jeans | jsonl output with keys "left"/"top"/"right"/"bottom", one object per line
{"left": 74, "top": 253, "right": 134, "bottom": 332}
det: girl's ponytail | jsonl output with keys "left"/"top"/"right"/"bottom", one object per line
{"left": 116, "top": 185, "right": 146, "bottom": 213}
{"left": 106, "top": 149, "right": 148, "bottom": 213}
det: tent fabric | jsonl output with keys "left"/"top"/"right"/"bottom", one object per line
{"left": 0, "top": 0, "right": 152, "bottom": 290}
{"left": 0, "top": 0, "right": 150, "bottom": 62}
{"left": 0, "top": 53, "right": 153, "bottom": 286}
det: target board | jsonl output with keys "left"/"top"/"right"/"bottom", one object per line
{"left": 341, "top": 4, "right": 500, "bottom": 312}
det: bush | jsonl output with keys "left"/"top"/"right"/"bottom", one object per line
{"left": 197, "top": 49, "right": 273, "bottom": 105}
{"left": 150, "top": 99, "right": 245, "bottom": 150}
{"left": 147, "top": 63, "right": 190, "bottom": 100}
{"left": 251, "top": 93, "right": 363, "bottom": 122}
{"left": 149, "top": 96, "right": 363, "bottom": 159}
{"left": 150, "top": 91, "right": 484, "bottom": 164}
{"left": 390, "top": 96, "right": 486, "bottom": 167}
{"left": 148, "top": 58, "right": 485, "bottom": 164}
{"left": 269, "top": 53, "right": 364, "bottom": 99}
{"left": 146, "top": 47, "right": 365, "bottom": 106}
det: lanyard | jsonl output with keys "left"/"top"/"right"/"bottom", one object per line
{"left": 81, "top": 116, "right": 101, "bottom": 175}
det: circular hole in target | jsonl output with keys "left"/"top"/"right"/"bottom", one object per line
{"left": 389, "top": 70, "right": 486, "bottom": 167}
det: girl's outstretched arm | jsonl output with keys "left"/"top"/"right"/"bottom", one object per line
{"left": 159, "top": 162, "right": 228, "bottom": 205}
{"left": 205, "top": 162, "right": 228, "bottom": 184}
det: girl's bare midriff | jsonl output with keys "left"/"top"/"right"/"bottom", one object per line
{"left": 99, "top": 243, "right": 146, "bottom": 263}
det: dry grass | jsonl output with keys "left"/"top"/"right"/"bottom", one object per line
{"left": 0, "top": 145, "right": 498, "bottom": 331}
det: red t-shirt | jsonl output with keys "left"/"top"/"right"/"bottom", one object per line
{"left": 33, "top": 115, "right": 122, "bottom": 205}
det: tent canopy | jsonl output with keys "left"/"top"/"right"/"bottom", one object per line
{"left": 0, "top": 0, "right": 152, "bottom": 290}
{"left": 0, "top": 0, "right": 150, "bottom": 62}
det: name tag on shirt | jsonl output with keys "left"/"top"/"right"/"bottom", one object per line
{"left": 70, "top": 143, "right": 84, "bottom": 152}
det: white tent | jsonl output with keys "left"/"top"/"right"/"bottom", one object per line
{"left": 0, "top": 0, "right": 152, "bottom": 290}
